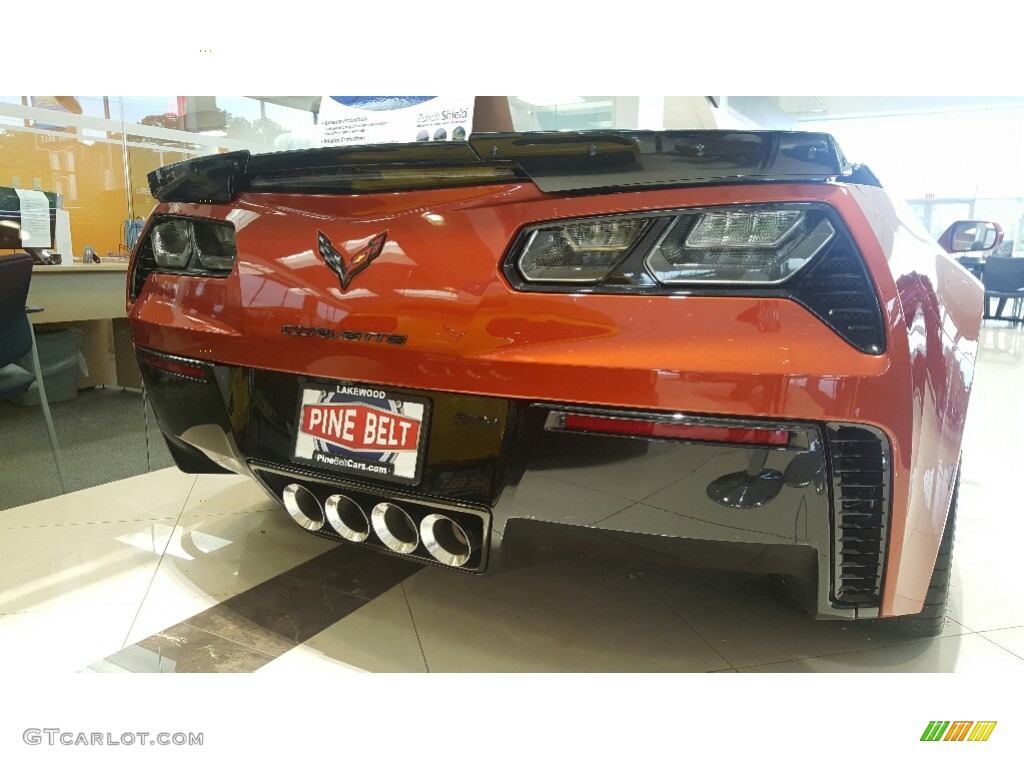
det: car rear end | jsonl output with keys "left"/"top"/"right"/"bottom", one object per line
{"left": 127, "top": 130, "right": 972, "bottom": 624}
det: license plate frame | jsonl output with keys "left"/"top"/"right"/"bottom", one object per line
{"left": 291, "top": 380, "right": 430, "bottom": 486}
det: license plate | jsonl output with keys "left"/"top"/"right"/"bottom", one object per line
{"left": 292, "top": 383, "right": 429, "bottom": 485}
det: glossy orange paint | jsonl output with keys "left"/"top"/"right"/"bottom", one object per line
{"left": 127, "top": 179, "right": 983, "bottom": 617}
{"left": 849, "top": 186, "right": 983, "bottom": 616}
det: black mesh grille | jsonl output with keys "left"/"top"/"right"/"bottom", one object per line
{"left": 792, "top": 243, "right": 886, "bottom": 354}
{"left": 827, "top": 424, "right": 890, "bottom": 607}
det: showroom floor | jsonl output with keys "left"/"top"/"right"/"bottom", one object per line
{"left": 0, "top": 387, "right": 173, "bottom": 509}
{"left": 2, "top": 325, "right": 1024, "bottom": 673}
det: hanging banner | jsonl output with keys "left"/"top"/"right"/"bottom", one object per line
{"left": 318, "top": 96, "right": 474, "bottom": 147}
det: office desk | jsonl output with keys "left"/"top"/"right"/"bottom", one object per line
{"left": 28, "top": 262, "right": 140, "bottom": 389}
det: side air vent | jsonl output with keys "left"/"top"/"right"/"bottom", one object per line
{"left": 826, "top": 423, "right": 891, "bottom": 608}
{"left": 792, "top": 239, "right": 886, "bottom": 355}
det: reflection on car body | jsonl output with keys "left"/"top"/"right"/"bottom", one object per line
{"left": 127, "top": 129, "right": 991, "bottom": 638}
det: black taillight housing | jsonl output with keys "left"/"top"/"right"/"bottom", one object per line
{"left": 503, "top": 203, "right": 886, "bottom": 355}
{"left": 784, "top": 231, "right": 886, "bottom": 355}
{"left": 130, "top": 216, "right": 236, "bottom": 300}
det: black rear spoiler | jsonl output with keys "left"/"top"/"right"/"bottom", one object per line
{"left": 148, "top": 129, "right": 861, "bottom": 204}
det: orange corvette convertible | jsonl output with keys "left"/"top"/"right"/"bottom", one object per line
{"left": 127, "top": 130, "right": 992, "bottom": 637}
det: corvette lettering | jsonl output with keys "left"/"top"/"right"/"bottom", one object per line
{"left": 301, "top": 403, "right": 420, "bottom": 452}
{"left": 281, "top": 325, "right": 407, "bottom": 344}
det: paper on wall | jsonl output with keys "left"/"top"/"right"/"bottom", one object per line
{"left": 318, "top": 96, "right": 474, "bottom": 147}
{"left": 14, "top": 188, "right": 51, "bottom": 248}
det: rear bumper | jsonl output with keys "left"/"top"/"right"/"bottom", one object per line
{"left": 138, "top": 349, "right": 893, "bottom": 621}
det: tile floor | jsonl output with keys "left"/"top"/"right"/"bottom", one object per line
{"left": 2, "top": 326, "right": 1023, "bottom": 673}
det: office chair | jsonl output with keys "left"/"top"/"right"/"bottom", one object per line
{"left": 956, "top": 254, "right": 984, "bottom": 279}
{"left": 981, "top": 256, "right": 1024, "bottom": 326}
{"left": 0, "top": 253, "right": 69, "bottom": 493}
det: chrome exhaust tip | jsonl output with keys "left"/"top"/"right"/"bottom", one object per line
{"left": 420, "top": 513, "right": 473, "bottom": 567}
{"left": 282, "top": 484, "right": 325, "bottom": 532}
{"left": 325, "top": 494, "right": 370, "bottom": 543}
{"left": 371, "top": 502, "right": 419, "bottom": 554}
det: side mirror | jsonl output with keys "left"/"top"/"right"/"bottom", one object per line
{"left": 938, "top": 220, "right": 1004, "bottom": 254}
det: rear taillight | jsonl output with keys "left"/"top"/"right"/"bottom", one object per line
{"left": 192, "top": 220, "right": 237, "bottom": 270}
{"left": 551, "top": 411, "right": 791, "bottom": 447}
{"left": 131, "top": 216, "right": 236, "bottom": 299}
{"left": 151, "top": 220, "right": 193, "bottom": 268}
{"left": 509, "top": 204, "right": 837, "bottom": 286}
{"left": 504, "top": 202, "right": 885, "bottom": 354}
{"left": 646, "top": 208, "right": 835, "bottom": 285}
{"left": 517, "top": 218, "right": 650, "bottom": 283}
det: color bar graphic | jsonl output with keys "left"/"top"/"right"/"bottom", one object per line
{"left": 921, "top": 721, "right": 996, "bottom": 742}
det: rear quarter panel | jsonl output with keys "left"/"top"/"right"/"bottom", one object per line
{"left": 850, "top": 185, "right": 983, "bottom": 615}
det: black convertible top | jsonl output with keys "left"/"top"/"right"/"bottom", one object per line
{"left": 148, "top": 129, "right": 859, "bottom": 204}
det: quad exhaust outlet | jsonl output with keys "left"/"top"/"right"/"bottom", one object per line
{"left": 258, "top": 471, "right": 488, "bottom": 571}
{"left": 325, "top": 493, "right": 370, "bottom": 542}
{"left": 371, "top": 502, "right": 419, "bottom": 554}
{"left": 420, "top": 513, "right": 473, "bottom": 567}
{"left": 282, "top": 484, "right": 325, "bottom": 532}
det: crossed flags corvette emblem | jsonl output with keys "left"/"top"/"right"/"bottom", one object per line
{"left": 316, "top": 230, "right": 388, "bottom": 291}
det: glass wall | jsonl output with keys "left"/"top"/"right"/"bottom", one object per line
{"left": 509, "top": 96, "right": 619, "bottom": 131}
{"left": 0, "top": 96, "right": 318, "bottom": 260}
{"left": 790, "top": 105, "right": 1024, "bottom": 256}
{"left": 507, "top": 96, "right": 728, "bottom": 132}
{"left": 9, "top": 95, "right": 1022, "bottom": 261}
